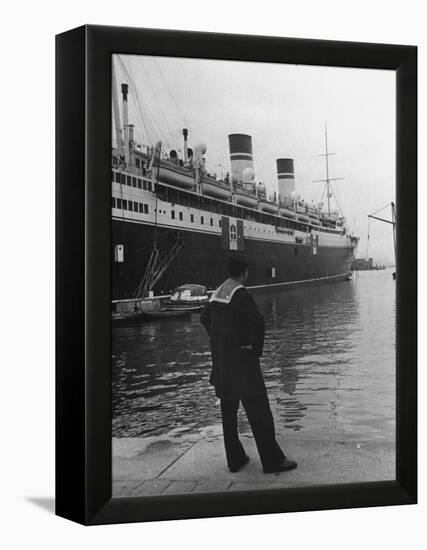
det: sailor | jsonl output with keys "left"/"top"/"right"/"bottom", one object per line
{"left": 200, "top": 252, "right": 297, "bottom": 474}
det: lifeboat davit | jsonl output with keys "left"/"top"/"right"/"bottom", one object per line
{"left": 202, "top": 176, "right": 231, "bottom": 200}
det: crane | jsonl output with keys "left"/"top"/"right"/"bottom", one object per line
{"left": 367, "top": 202, "right": 396, "bottom": 279}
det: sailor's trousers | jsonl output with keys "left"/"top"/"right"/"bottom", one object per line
{"left": 220, "top": 390, "right": 285, "bottom": 472}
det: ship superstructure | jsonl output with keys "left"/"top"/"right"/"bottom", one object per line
{"left": 111, "top": 67, "right": 358, "bottom": 304}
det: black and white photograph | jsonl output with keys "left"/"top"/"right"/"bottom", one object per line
{"left": 1, "top": 0, "right": 423, "bottom": 542}
{"left": 111, "top": 54, "right": 396, "bottom": 497}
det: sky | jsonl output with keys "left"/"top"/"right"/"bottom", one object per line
{"left": 113, "top": 54, "right": 396, "bottom": 265}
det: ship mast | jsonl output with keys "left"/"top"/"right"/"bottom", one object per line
{"left": 313, "top": 123, "right": 344, "bottom": 217}
{"left": 111, "top": 59, "right": 124, "bottom": 155}
{"left": 324, "top": 125, "right": 331, "bottom": 215}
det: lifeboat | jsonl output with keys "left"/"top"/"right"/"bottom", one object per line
{"left": 297, "top": 213, "right": 310, "bottom": 223}
{"left": 140, "top": 285, "right": 209, "bottom": 319}
{"left": 279, "top": 207, "right": 296, "bottom": 219}
{"left": 234, "top": 189, "right": 258, "bottom": 208}
{"left": 202, "top": 176, "right": 231, "bottom": 200}
{"left": 259, "top": 200, "right": 278, "bottom": 213}
{"left": 158, "top": 161, "right": 194, "bottom": 189}
{"left": 320, "top": 214, "right": 335, "bottom": 226}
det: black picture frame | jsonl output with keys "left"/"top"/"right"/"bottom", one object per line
{"left": 56, "top": 24, "right": 417, "bottom": 525}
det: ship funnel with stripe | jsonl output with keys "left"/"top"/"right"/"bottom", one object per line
{"left": 276, "top": 158, "right": 295, "bottom": 201}
{"left": 228, "top": 134, "right": 254, "bottom": 185}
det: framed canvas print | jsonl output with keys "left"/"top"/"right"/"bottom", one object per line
{"left": 56, "top": 25, "right": 417, "bottom": 525}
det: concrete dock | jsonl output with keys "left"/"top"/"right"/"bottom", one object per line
{"left": 113, "top": 429, "right": 395, "bottom": 497}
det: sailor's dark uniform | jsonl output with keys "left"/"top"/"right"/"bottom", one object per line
{"left": 200, "top": 279, "right": 285, "bottom": 472}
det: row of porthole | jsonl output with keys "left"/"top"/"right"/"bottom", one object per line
{"left": 112, "top": 197, "right": 149, "bottom": 214}
{"left": 154, "top": 209, "right": 221, "bottom": 228}
{"left": 112, "top": 171, "right": 153, "bottom": 192}
{"left": 248, "top": 226, "right": 276, "bottom": 233}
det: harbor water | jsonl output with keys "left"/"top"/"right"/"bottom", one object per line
{"left": 112, "top": 269, "right": 395, "bottom": 445}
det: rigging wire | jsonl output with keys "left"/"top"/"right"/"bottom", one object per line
{"left": 370, "top": 203, "right": 391, "bottom": 217}
{"left": 128, "top": 72, "right": 166, "bottom": 146}
{"left": 137, "top": 57, "right": 179, "bottom": 150}
{"left": 116, "top": 57, "right": 149, "bottom": 140}
{"left": 118, "top": 57, "right": 157, "bottom": 145}
{"left": 327, "top": 178, "right": 346, "bottom": 220}
{"left": 331, "top": 180, "right": 345, "bottom": 218}
{"left": 320, "top": 181, "right": 326, "bottom": 204}
{"left": 125, "top": 60, "right": 160, "bottom": 141}
{"left": 333, "top": 179, "right": 353, "bottom": 233}
{"left": 151, "top": 57, "right": 206, "bottom": 150}
{"left": 153, "top": 58, "right": 189, "bottom": 128}
{"left": 118, "top": 56, "right": 173, "bottom": 151}
{"left": 366, "top": 202, "right": 395, "bottom": 263}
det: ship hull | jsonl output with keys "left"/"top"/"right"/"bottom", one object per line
{"left": 112, "top": 220, "right": 355, "bottom": 299}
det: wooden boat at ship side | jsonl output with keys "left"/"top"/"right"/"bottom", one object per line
{"left": 234, "top": 187, "right": 258, "bottom": 208}
{"left": 259, "top": 199, "right": 278, "bottom": 213}
{"left": 140, "top": 284, "right": 209, "bottom": 319}
{"left": 202, "top": 176, "right": 231, "bottom": 199}
{"left": 140, "top": 300, "right": 204, "bottom": 319}
{"left": 158, "top": 160, "right": 194, "bottom": 189}
{"left": 112, "top": 298, "right": 144, "bottom": 323}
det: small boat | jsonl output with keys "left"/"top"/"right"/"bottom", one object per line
{"left": 202, "top": 176, "right": 231, "bottom": 199}
{"left": 158, "top": 161, "right": 194, "bottom": 189}
{"left": 140, "top": 299, "right": 194, "bottom": 318}
{"left": 112, "top": 298, "right": 144, "bottom": 322}
{"left": 259, "top": 200, "right": 278, "bottom": 213}
{"left": 168, "top": 284, "right": 209, "bottom": 308}
{"left": 234, "top": 188, "right": 258, "bottom": 208}
{"left": 141, "top": 284, "right": 209, "bottom": 319}
{"left": 279, "top": 207, "right": 296, "bottom": 219}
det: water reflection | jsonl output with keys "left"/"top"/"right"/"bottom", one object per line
{"left": 112, "top": 270, "right": 395, "bottom": 443}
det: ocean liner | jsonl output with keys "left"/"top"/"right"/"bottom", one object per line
{"left": 111, "top": 63, "right": 359, "bottom": 313}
